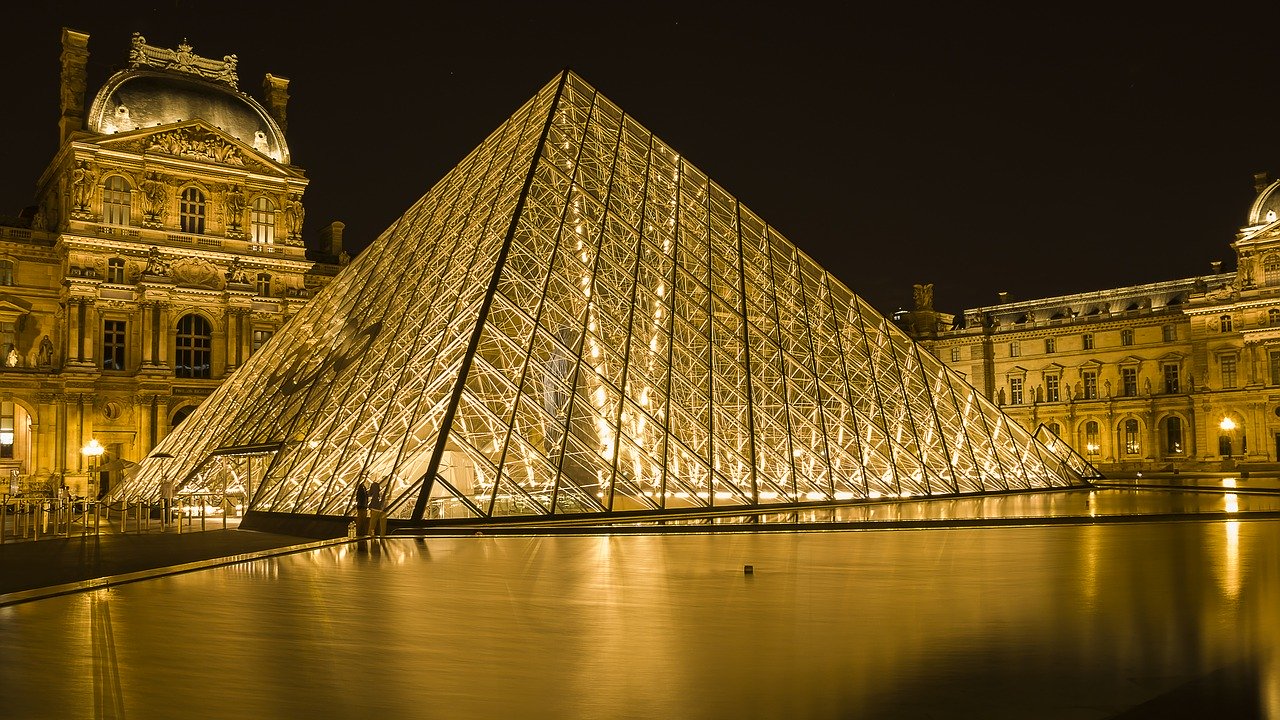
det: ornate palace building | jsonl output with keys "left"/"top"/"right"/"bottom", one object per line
{"left": 904, "top": 174, "right": 1280, "bottom": 473}
{"left": 0, "top": 30, "right": 342, "bottom": 497}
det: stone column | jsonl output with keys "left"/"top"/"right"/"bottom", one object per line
{"left": 59, "top": 30, "right": 90, "bottom": 146}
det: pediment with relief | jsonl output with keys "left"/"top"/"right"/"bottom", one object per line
{"left": 96, "top": 121, "right": 293, "bottom": 176}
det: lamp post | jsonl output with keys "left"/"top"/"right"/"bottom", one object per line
{"left": 81, "top": 439, "right": 105, "bottom": 532}
{"left": 1086, "top": 442, "right": 1099, "bottom": 462}
{"left": 153, "top": 452, "right": 174, "bottom": 529}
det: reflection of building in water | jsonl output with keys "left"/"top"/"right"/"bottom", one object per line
{"left": 904, "top": 172, "right": 1280, "bottom": 473}
{"left": 117, "top": 70, "right": 1088, "bottom": 528}
{"left": 0, "top": 30, "right": 341, "bottom": 497}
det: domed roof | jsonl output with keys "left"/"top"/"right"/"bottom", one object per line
{"left": 86, "top": 69, "right": 289, "bottom": 164}
{"left": 1247, "top": 179, "right": 1280, "bottom": 227}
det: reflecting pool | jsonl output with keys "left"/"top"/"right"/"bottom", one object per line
{"left": 1, "top": 519, "right": 1277, "bottom": 718}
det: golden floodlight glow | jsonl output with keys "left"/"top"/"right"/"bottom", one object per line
{"left": 1219, "top": 417, "right": 1237, "bottom": 431}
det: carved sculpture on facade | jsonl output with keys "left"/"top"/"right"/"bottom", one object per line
{"left": 226, "top": 256, "right": 250, "bottom": 284}
{"left": 147, "top": 128, "right": 244, "bottom": 166}
{"left": 37, "top": 336, "right": 53, "bottom": 368}
{"left": 912, "top": 283, "right": 933, "bottom": 311}
{"left": 140, "top": 172, "right": 167, "bottom": 225}
{"left": 129, "top": 33, "right": 238, "bottom": 88}
{"left": 285, "top": 193, "right": 305, "bottom": 240}
{"left": 339, "top": 250, "right": 351, "bottom": 266}
{"left": 70, "top": 160, "right": 97, "bottom": 213}
{"left": 225, "top": 184, "right": 245, "bottom": 234}
{"left": 143, "top": 246, "right": 170, "bottom": 276}
{"left": 170, "top": 257, "right": 224, "bottom": 289}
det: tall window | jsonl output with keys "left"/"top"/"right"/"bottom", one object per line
{"left": 1270, "top": 309, "right": 1280, "bottom": 327}
{"left": 1272, "top": 351, "right": 1280, "bottom": 386}
{"left": 1221, "top": 356, "right": 1237, "bottom": 389}
{"left": 950, "top": 347, "right": 961, "bottom": 362}
{"left": 256, "top": 273, "right": 272, "bottom": 297}
{"left": 1163, "top": 363, "right": 1180, "bottom": 393}
{"left": 107, "top": 258, "right": 126, "bottom": 284}
{"left": 252, "top": 329, "right": 273, "bottom": 354}
{"left": 1162, "top": 324, "right": 1176, "bottom": 342}
{"left": 1123, "top": 419, "right": 1140, "bottom": 455}
{"left": 103, "top": 175, "right": 131, "bottom": 226}
{"left": 0, "top": 401, "right": 13, "bottom": 459}
{"left": 0, "top": 259, "right": 13, "bottom": 286}
{"left": 1009, "top": 377, "right": 1023, "bottom": 405}
{"left": 1266, "top": 256, "right": 1280, "bottom": 286}
{"left": 180, "top": 187, "right": 206, "bottom": 235}
{"left": 1045, "top": 338, "right": 1056, "bottom": 354}
{"left": 1220, "top": 314, "right": 1233, "bottom": 332}
{"left": 1082, "top": 333, "right": 1094, "bottom": 350}
{"left": 1165, "top": 417, "right": 1183, "bottom": 454}
{"left": 1009, "top": 341, "right": 1020, "bottom": 357}
{"left": 1083, "top": 370, "right": 1098, "bottom": 400}
{"left": 251, "top": 196, "right": 276, "bottom": 244}
{"left": 102, "top": 320, "right": 126, "bottom": 371}
{"left": 1046, "top": 422, "right": 1061, "bottom": 437}
{"left": 1045, "top": 374, "right": 1060, "bottom": 402}
{"left": 175, "top": 314, "right": 212, "bottom": 379}
{"left": 1120, "top": 328, "right": 1134, "bottom": 346}
{"left": 1084, "top": 421, "right": 1100, "bottom": 455}
{"left": 1122, "top": 367, "right": 1138, "bottom": 396}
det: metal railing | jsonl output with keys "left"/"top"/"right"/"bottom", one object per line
{"left": 0, "top": 493, "right": 240, "bottom": 543}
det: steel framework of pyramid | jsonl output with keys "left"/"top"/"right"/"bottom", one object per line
{"left": 117, "top": 71, "right": 1090, "bottom": 524}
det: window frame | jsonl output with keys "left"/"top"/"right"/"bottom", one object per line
{"left": 179, "top": 187, "right": 206, "bottom": 235}
{"left": 102, "top": 175, "right": 132, "bottom": 226}
{"left": 174, "top": 313, "right": 212, "bottom": 379}
{"left": 251, "top": 196, "right": 276, "bottom": 244}
{"left": 102, "top": 319, "right": 126, "bottom": 371}
{"left": 1082, "top": 333, "right": 1094, "bottom": 350}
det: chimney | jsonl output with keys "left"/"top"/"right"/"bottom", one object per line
{"left": 59, "top": 28, "right": 90, "bottom": 145}
{"left": 319, "top": 221, "right": 345, "bottom": 257}
{"left": 997, "top": 291, "right": 1009, "bottom": 304}
{"left": 262, "top": 74, "right": 290, "bottom": 133}
{"left": 1211, "top": 260, "right": 1223, "bottom": 274}
{"left": 1255, "top": 171, "right": 1271, "bottom": 194}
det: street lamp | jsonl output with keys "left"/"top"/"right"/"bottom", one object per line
{"left": 82, "top": 439, "right": 105, "bottom": 497}
{"left": 1086, "top": 442, "right": 1099, "bottom": 458}
{"left": 1219, "top": 417, "right": 1237, "bottom": 432}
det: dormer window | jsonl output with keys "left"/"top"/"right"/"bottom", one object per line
{"left": 103, "top": 175, "right": 131, "bottom": 226}
{"left": 251, "top": 196, "right": 276, "bottom": 244}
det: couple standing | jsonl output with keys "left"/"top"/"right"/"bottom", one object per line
{"left": 354, "top": 479, "right": 387, "bottom": 538}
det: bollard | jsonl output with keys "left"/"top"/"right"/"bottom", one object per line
{"left": 200, "top": 496, "right": 206, "bottom": 532}
{"left": 1, "top": 499, "right": 6, "bottom": 544}
{"left": 177, "top": 499, "right": 182, "bottom": 535}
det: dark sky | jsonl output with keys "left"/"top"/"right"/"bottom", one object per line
{"left": 2, "top": 3, "right": 1277, "bottom": 315}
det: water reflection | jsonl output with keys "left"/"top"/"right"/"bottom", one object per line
{"left": 0, "top": 521, "right": 1277, "bottom": 718}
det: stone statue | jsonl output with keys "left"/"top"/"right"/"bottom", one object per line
{"left": 5, "top": 346, "right": 19, "bottom": 368}
{"left": 226, "top": 256, "right": 249, "bottom": 284}
{"left": 37, "top": 336, "right": 53, "bottom": 367}
{"left": 912, "top": 283, "right": 933, "bottom": 311}
{"left": 1104, "top": 379, "right": 1111, "bottom": 398}
{"left": 71, "top": 160, "right": 96, "bottom": 211}
{"left": 143, "top": 246, "right": 169, "bottom": 276}
{"left": 226, "top": 185, "right": 245, "bottom": 229}
{"left": 285, "top": 194, "right": 305, "bottom": 238}
{"left": 338, "top": 249, "right": 351, "bottom": 266}
{"left": 141, "top": 172, "right": 167, "bottom": 221}
{"left": 1144, "top": 378, "right": 1152, "bottom": 395}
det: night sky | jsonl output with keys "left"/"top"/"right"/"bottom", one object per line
{"left": 3, "top": 4, "right": 1278, "bottom": 317}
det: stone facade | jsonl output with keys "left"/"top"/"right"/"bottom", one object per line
{"left": 904, "top": 175, "right": 1280, "bottom": 473}
{"left": 0, "top": 30, "right": 343, "bottom": 497}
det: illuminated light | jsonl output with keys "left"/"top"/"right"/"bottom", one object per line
{"left": 696, "top": 492, "right": 710, "bottom": 499}
{"left": 1219, "top": 417, "right": 1237, "bottom": 431}
{"left": 0, "top": 432, "right": 12, "bottom": 445}
{"left": 673, "top": 491, "right": 689, "bottom": 499}
{"left": 868, "top": 491, "right": 882, "bottom": 499}
{"left": 1225, "top": 493, "right": 1239, "bottom": 514}
{"left": 900, "top": 491, "right": 913, "bottom": 498}
{"left": 805, "top": 491, "right": 824, "bottom": 501}
{"left": 656, "top": 283, "right": 665, "bottom": 297}
{"left": 1223, "top": 477, "right": 1237, "bottom": 488}
{"left": 759, "top": 491, "right": 778, "bottom": 500}
{"left": 591, "top": 345, "right": 600, "bottom": 359}
{"left": 834, "top": 491, "right": 855, "bottom": 500}
{"left": 714, "top": 491, "right": 732, "bottom": 500}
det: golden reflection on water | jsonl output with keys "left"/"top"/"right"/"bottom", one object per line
{"left": 0, "top": 521, "right": 1277, "bottom": 718}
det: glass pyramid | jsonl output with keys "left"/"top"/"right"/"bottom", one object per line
{"left": 117, "top": 71, "right": 1088, "bottom": 524}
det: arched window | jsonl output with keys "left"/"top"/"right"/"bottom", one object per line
{"left": 256, "top": 272, "right": 271, "bottom": 297}
{"left": 171, "top": 406, "right": 197, "bottom": 427}
{"left": 1083, "top": 421, "right": 1100, "bottom": 457}
{"left": 1046, "top": 422, "right": 1061, "bottom": 438}
{"left": 1220, "top": 314, "right": 1233, "bottom": 333}
{"left": 1266, "top": 255, "right": 1280, "bottom": 286}
{"left": 1164, "top": 417, "right": 1183, "bottom": 455}
{"left": 251, "top": 196, "right": 276, "bottom": 244}
{"left": 0, "top": 259, "right": 13, "bottom": 286}
{"left": 174, "top": 314, "right": 212, "bottom": 379}
{"left": 180, "top": 187, "right": 206, "bottom": 235}
{"left": 103, "top": 175, "right": 132, "bottom": 226}
{"left": 107, "top": 258, "right": 126, "bottom": 284}
{"left": 1122, "top": 418, "right": 1140, "bottom": 455}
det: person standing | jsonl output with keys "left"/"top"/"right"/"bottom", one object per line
{"left": 354, "top": 480, "right": 369, "bottom": 537}
{"left": 368, "top": 480, "right": 386, "bottom": 538}
{"left": 160, "top": 477, "right": 175, "bottom": 528}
